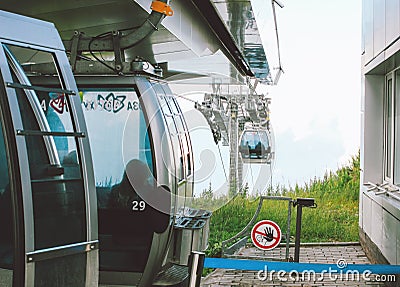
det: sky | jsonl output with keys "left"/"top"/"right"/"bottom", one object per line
{"left": 172, "top": 0, "right": 363, "bottom": 196}
{"left": 254, "top": 0, "right": 362, "bottom": 187}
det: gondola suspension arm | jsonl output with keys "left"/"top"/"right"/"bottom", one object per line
{"left": 65, "top": 0, "right": 173, "bottom": 69}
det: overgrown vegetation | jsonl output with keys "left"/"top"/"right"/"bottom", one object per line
{"left": 202, "top": 152, "right": 360, "bottom": 257}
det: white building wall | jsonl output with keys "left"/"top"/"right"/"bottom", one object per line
{"left": 361, "top": 0, "right": 400, "bottom": 265}
{"left": 385, "top": 0, "right": 400, "bottom": 46}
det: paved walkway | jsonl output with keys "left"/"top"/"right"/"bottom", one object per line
{"left": 201, "top": 243, "right": 391, "bottom": 287}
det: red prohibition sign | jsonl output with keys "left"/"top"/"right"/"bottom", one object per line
{"left": 251, "top": 220, "right": 282, "bottom": 250}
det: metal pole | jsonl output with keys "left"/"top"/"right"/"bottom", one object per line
{"left": 228, "top": 101, "right": 239, "bottom": 195}
{"left": 294, "top": 204, "right": 303, "bottom": 262}
{"left": 188, "top": 251, "right": 205, "bottom": 287}
{"left": 285, "top": 200, "right": 292, "bottom": 261}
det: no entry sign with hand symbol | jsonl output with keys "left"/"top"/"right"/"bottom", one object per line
{"left": 251, "top": 220, "right": 282, "bottom": 250}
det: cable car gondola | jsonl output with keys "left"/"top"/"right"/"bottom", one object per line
{"left": 31, "top": 59, "right": 204, "bottom": 286}
{"left": 77, "top": 66, "right": 200, "bottom": 286}
{"left": 0, "top": 11, "right": 98, "bottom": 286}
{"left": 239, "top": 127, "right": 272, "bottom": 164}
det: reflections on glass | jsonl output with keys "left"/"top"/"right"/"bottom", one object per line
{"left": 0, "top": 120, "right": 13, "bottom": 270}
{"left": 82, "top": 89, "right": 170, "bottom": 272}
{"left": 6, "top": 44, "right": 86, "bottom": 249}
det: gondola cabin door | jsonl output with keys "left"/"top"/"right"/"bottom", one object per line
{"left": 0, "top": 11, "right": 98, "bottom": 286}
{"left": 78, "top": 76, "right": 174, "bottom": 286}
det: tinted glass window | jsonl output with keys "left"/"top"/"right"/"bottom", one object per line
{"left": 385, "top": 78, "right": 393, "bottom": 179}
{"left": 82, "top": 90, "right": 153, "bottom": 189}
{"left": 240, "top": 130, "right": 270, "bottom": 159}
{"left": 5, "top": 44, "right": 86, "bottom": 249}
{"left": 82, "top": 89, "right": 159, "bottom": 272}
{"left": 0, "top": 117, "right": 13, "bottom": 270}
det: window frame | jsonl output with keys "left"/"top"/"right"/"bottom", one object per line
{"left": 0, "top": 39, "right": 98, "bottom": 285}
{"left": 384, "top": 73, "right": 395, "bottom": 183}
{"left": 0, "top": 57, "right": 25, "bottom": 286}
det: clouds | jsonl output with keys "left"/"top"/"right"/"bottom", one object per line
{"left": 273, "top": 119, "right": 347, "bottom": 187}
{"left": 258, "top": 0, "right": 362, "bottom": 186}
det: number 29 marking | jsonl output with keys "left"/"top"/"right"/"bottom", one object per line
{"left": 132, "top": 200, "right": 146, "bottom": 211}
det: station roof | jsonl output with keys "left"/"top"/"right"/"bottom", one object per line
{"left": 0, "top": 0, "right": 270, "bottom": 82}
{"left": 208, "top": 0, "right": 270, "bottom": 81}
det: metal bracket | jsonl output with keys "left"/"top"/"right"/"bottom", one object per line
{"left": 293, "top": 197, "right": 317, "bottom": 208}
{"left": 26, "top": 241, "right": 98, "bottom": 263}
{"left": 151, "top": 0, "right": 174, "bottom": 16}
{"left": 364, "top": 182, "right": 400, "bottom": 200}
{"left": 112, "top": 31, "right": 124, "bottom": 72}
{"left": 70, "top": 31, "right": 82, "bottom": 70}
{"left": 63, "top": 0, "right": 169, "bottom": 53}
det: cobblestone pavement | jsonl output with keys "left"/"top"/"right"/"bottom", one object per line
{"left": 201, "top": 243, "right": 391, "bottom": 287}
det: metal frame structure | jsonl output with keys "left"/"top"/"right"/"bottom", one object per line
{"left": 221, "top": 196, "right": 293, "bottom": 261}
{"left": 221, "top": 196, "right": 316, "bottom": 263}
{"left": 194, "top": 83, "right": 273, "bottom": 194}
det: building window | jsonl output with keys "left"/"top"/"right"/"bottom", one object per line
{"left": 384, "top": 70, "right": 400, "bottom": 186}
{"left": 384, "top": 75, "right": 394, "bottom": 182}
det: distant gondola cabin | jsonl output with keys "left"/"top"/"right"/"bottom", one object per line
{"left": 239, "top": 129, "right": 271, "bottom": 164}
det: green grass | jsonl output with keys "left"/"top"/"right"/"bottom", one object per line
{"left": 202, "top": 152, "right": 360, "bottom": 257}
